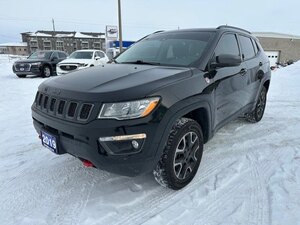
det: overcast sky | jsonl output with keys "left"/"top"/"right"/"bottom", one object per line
{"left": 0, "top": 0, "right": 299, "bottom": 43}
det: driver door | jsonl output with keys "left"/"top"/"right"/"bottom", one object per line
{"left": 212, "top": 33, "right": 249, "bottom": 128}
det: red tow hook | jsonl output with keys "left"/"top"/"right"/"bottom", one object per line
{"left": 82, "top": 160, "right": 94, "bottom": 168}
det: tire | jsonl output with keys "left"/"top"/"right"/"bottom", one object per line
{"left": 245, "top": 86, "right": 267, "bottom": 123}
{"left": 17, "top": 74, "right": 26, "bottom": 78}
{"left": 41, "top": 65, "right": 52, "bottom": 78}
{"left": 90, "top": 65, "right": 94, "bottom": 67}
{"left": 153, "top": 118, "right": 204, "bottom": 190}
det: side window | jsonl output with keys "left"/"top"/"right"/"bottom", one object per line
{"left": 99, "top": 51, "right": 105, "bottom": 58}
{"left": 239, "top": 35, "right": 256, "bottom": 60}
{"left": 58, "top": 52, "right": 66, "bottom": 59}
{"left": 51, "top": 52, "right": 59, "bottom": 59}
{"left": 214, "top": 34, "right": 240, "bottom": 58}
{"left": 251, "top": 38, "right": 259, "bottom": 54}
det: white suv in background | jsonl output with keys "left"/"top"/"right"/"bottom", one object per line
{"left": 56, "top": 49, "right": 109, "bottom": 75}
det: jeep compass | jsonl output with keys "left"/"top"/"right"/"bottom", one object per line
{"left": 32, "top": 26, "right": 271, "bottom": 190}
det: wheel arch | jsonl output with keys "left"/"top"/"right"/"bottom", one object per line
{"left": 153, "top": 98, "right": 213, "bottom": 164}
{"left": 183, "top": 107, "right": 210, "bottom": 143}
{"left": 263, "top": 79, "right": 270, "bottom": 92}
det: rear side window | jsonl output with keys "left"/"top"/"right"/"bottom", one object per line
{"left": 58, "top": 52, "right": 67, "bottom": 59}
{"left": 214, "top": 34, "right": 240, "bottom": 57}
{"left": 239, "top": 35, "right": 256, "bottom": 60}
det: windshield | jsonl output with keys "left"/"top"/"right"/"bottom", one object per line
{"left": 115, "top": 31, "right": 215, "bottom": 67}
{"left": 28, "top": 51, "right": 52, "bottom": 59}
{"left": 69, "top": 51, "right": 94, "bottom": 59}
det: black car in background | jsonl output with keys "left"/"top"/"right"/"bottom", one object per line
{"left": 13, "top": 50, "right": 68, "bottom": 78}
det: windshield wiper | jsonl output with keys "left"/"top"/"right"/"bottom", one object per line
{"left": 120, "top": 60, "right": 161, "bottom": 65}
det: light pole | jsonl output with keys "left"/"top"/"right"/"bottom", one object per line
{"left": 118, "top": 0, "right": 123, "bottom": 52}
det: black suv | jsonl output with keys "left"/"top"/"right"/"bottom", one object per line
{"left": 13, "top": 50, "right": 67, "bottom": 78}
{"left": 31, "top": 26, "right": 271, "bottom": 190}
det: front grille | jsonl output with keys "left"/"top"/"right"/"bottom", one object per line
{"left": 67, "top": 102, "right": 78, "bottom": 118}
{"left": 49, "top": 98, "right": 56, "bottom": 112}
{"left": 34, "top": 92, "right": 94, "bottom": 122}
{"left": 79, "top": 104, "right": 93, "bottom": 120}
{"left": 57, "top": 100, "right": 66, "bottom": 115}
{"left": 59, "top": 65, "right": 77, "bottom": 71}
{"left": 15, "top": 63, "right": 31, "bottom": 72}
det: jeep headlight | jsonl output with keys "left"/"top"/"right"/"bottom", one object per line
{"left": 98, "top": 97, "right": 160, "bottom": 120}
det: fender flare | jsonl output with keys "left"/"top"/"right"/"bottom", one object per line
{"left": 152, "top": 96, "right": 212, "bottom": 165}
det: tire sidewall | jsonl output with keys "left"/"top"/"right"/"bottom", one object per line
{"left": 165, "top": 121, "right": 203, "bottom": 189}
{"left": 254, "top": 86, "right": 267, "bottom": 122}
{"left": 42, "top": 65, "right": 52, "bottom": 78}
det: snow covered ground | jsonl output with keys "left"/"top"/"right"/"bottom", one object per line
{"left": 0, "top": 54, "right": 299, "bottom": 225}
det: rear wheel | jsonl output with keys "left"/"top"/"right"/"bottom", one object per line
{"left": 245, "top": 86, "right": 267, "bottom": 123}
{"left": 41, "top": 65, "right": 52, "bottom": 78}
{"left": 153, "top": 118, "right": 203, "bottom": 190}
{"left": 17, "top": 74, "right": 26, "bottom": 78}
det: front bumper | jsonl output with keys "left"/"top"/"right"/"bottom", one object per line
{"left": 32, "top": 107, "right": 161, "bottom": 176}
{"left": 13, "top": 65, "right": 42, "bottom": 76}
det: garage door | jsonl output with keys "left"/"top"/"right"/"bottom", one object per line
{"left": 265, "top": 51, "right": 280, "bottom": 67}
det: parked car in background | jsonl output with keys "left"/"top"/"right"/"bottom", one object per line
{"left": 56, "top": 50, "right": 109, "bottom": 75}
{"left": 13, "top": 50, "right": 67, "bottom": 78}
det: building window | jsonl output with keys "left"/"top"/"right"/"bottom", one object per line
{"left": 56, "top": 41, "right": 64, "bottom": 51}
{"left": 30, "top": 47, "right": 38, "bottom": 52}
{"left": 81, "top": 41, "right": 89, "bottom": 49}
{"left": 102, "top": 42, "right": 106, "bottom": 50}
{"left": 30, "top": 40, "right": 38, "bottom": 47}
{"left": 43, "top": 41, "right": 51, "bottom": 50}
{"left": 93, "top": 42, "right": 101, "bottom": 49}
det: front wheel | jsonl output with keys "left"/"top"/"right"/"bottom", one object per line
{"left": 245, "top": 86, "right": 267, "bottom": 123}
{"left": 153, "top": 118, "right": 203, "bottom": 190}
{"left": 41, "top": 65, "right": 52, "bottom": 78}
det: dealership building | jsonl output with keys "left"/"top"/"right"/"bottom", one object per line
{"left": 253, "top": 32, "right": 300, "bottom": 66}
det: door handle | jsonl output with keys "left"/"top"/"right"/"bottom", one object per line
{"left": 259, "top": 62, "right": 263, "bottom": 66}
{"left": 239, "top": 68, "right": 247, "bottom": 75}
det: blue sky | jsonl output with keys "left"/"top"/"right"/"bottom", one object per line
{"left": 0, "top": 0, "right": 299, "bottom": 43}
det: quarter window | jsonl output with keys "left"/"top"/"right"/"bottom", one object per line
{"left": 214, "top": 34, "right": 240, "bottom": 58}
{"left": 239, "top": 35, "right": 256, "bottom": 60}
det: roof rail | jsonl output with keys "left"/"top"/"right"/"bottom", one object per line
{"left": 153, "top": 30, "right": 165, "bottom": 34}
{"left": 217, "top": 25, "right": 251, "bottom": 34}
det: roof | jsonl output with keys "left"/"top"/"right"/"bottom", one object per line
{"left": 253, "top": 32, "right": 300, "bottom": 40}
{"left": 0, "top": 42, "right": 27, "bottom": 47}
{"left": 21, "top": 30, "right": 105, "bottom": 39}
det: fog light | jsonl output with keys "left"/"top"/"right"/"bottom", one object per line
{"left": 98, "top": 133, "right": 146, "bottom": 155}
{"left": 132, "top": 140, "right": 139, "bottom": 149}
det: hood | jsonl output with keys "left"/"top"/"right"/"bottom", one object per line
{"left": 40, "top": 64, "right": 192, "bottom": 102}
{"left": 58, "top": 58, "right": 92, "bottom": 65}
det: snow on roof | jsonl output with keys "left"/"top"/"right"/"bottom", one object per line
{"left": 26, "top": 31, "right": 104, "bottom": 39}
{"left": 0, "top": 42, "right": 27, "bottom": 47}
{"left": 74, "top": 32, "right": 103, "bottom": 39}
{"left": 253, "top": 32, "right": 300, "bottom": 40}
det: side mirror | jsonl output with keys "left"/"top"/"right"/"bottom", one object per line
{"left": 211, "top": 54, "right": 242, "bottom": 69}
{"left": 95, "top": 56, "right": 101, "bottom": 60}
{"left": 51, "top": 57, "right": 58, "bottom": 61}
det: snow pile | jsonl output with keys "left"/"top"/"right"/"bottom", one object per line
{"left": 0, "top": 55, "right": 299, "bottom": 225}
